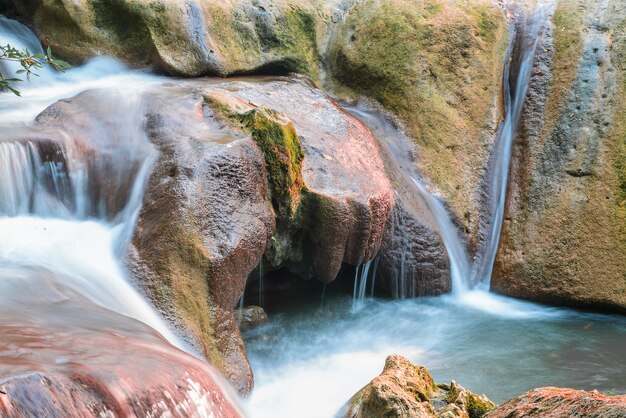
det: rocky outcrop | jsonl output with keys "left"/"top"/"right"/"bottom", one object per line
{"left": 19, "top": 76, "right": 395, "bottom": 395}
{"left": 341, "top": 355, "right": 496, "bottom": 418}
{"left": 492, "top": 0, "right": 626, "bottom": 311}
{"left": 486, "top": 387, "right": 626, "bottom": 418}
{"left": 204, "top": 78, "right": 395, "bottom": 282}
{"left": 0, "top": 0, "right": 340, "bottom": 77}
{"left": 0, "top": 268, "right": 243, "bottom": 418}
{"left": 378, "top": 201, "right": 451, "bottom": 297}
{"left": 329, "top": 0, "right": 509, "bottom": 248}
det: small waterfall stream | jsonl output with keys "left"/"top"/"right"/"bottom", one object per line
{"left": 472, "top": 1, "right": 556, "bottom": 288}
{"left": 0, "top": 17, "right": 182, "bottom": 347}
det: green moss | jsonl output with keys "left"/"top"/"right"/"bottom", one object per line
{"left": 272, "top": 8, "right": 319, "bottom": 78}
{"left": 471, "top": 5, "right": 498, "bottom": 40}
{"left": 237, "top": 108, "right": 304, "bottom": 216}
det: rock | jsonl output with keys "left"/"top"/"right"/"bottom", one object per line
{"left": 377, "top": 196, "right": 451, "bottom": 298}
{"left": 129, "top": 83, "right": 275, "bottom": 396}
{"left": 205, "top": 78, "right": 395, "bottom": 283}
{"left": 485, "top": 387, "right": 626, "bottom": 418}
{"left": 439, "top": 381, "right": 496, "bottom": 418}
{"left": 341, "top": 355, "right": 496, "bottom": 418}
{"left": 492, "top": 0, "right": 626, "bottom": 311}
{"left": 234, "top": 306, "right": 269, "bottom": 331}
{"left": 341, "top": 355, "right": 439, "bottom": 418}
{"left": 328, "top": 0, "right": 509, "bottom": 247}
{"left": 18, "top": 76, "right": 395, "bottom": 395}
{"left": 0, "top": 268, "right": 243, "bottom": 418}
{"left": 0, "top": 0, "right": 339, "bottom": 77}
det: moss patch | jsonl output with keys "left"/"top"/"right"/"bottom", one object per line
{"left": 237, "top": 108, "right": 304, "bottom": 216}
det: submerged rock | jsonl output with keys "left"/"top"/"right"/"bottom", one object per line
{"left": 0, "top": 0, "right": 338, "bottom": 78}
{"left": 486, "top": 387, "right": 626, "bottom": 418}
{"left": 341, "top": 355, "right": 495, "bottom": 418}
{"left": 234, "top": 306, "right": 269, "bottom": 331}
{"left": 492, "top": 0, "right": 626, "bottom": 311}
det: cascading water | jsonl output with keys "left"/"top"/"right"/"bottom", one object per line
{"left": 0, "top": 17, "right": 182, "bottom": 347}
{"left": 472, "top": 1, "right": 556, "bottom": 288}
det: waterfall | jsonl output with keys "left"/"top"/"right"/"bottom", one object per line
{"left": 344, "top": 2, "right": 554, "bottom": 296}
{"left": 472, "top": 1, "right": 556, "bottom": 288}
{"left": 352, "top": 259, "right": 373, "bottom": 310}
{"left": 0, "top": 18, "right": 184, "bottom": 346}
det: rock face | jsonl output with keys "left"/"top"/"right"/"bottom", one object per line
{"left": 329, "top": 0, "right": 509, "bottom": 248}
{"left": 0, "top": 0, "right": 339, "bottom": 77}
{"left": 486, "top": 387, "right": 626, "bottom": 418}
{"left": 204, "top": 78, "right": 395, "bottom": 283}
{"left": 341, "top": 355, "right": 496, "bottom": 418}
{"left": 492, "top": 0, "right": 626, "bottom": 311}
{"left": 378, "top": 201, "right": 451, "bottom": 297}
{"left": 0, "top": 268, "right": 243, "bottom": 418}
{"left": 128, "top": 82, "right": 275, "bottom": 395}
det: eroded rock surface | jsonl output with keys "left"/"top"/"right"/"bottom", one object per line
{"left": 205, "top": 78, "right": 395, "bottom": 283}
{"left": 486, "top": 387, "right": 626, "bottom": 418}
{"left": 493, "top": 0, "right": 626, "bottom": 311}
{"left": 0, "top": 0, "right": 340, "bottom": 77}
{"left": 341, "top": 355, "right": 495, "bottom": 418}
{"left": 329, "top": 0, "right": 509, "bottom": 248}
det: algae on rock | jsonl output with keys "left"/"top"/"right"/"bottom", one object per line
{"left": 328, "top": 0, "right": 509, "bottom": 248}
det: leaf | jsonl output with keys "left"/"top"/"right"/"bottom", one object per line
{"left": 47, "top": 46, "right": 52, "bottom": 59}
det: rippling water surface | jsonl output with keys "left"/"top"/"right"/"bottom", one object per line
{"left": 244, "top": 291, "right": 626, "bottom": 418}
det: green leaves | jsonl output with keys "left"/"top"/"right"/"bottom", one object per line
{"left": 0, "top": 44, "right": 71, "bottom": 96}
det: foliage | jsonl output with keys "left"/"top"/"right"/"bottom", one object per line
{"left": 0, "top": 44, "right": 70, "bottom": 95}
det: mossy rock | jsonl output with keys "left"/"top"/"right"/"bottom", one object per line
{"left": 329, "top": 0, "right": 508, "bottom": 245}
{"left": 0, "top": 0, "right": 332, "bottom": 77}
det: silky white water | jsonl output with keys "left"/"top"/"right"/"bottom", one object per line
{"left": 0, "top": 17, "right": 184, "bottom": 348}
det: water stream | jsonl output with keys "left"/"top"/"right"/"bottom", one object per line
{"left": 0, "top": 17, "right": 182, "bottom": 347}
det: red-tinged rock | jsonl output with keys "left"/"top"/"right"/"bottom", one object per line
{"left": 0, "top": 268, "right": 244, "bottom": 418}
{"left": 486, "top": 387, "right": 626, "bottom": 418}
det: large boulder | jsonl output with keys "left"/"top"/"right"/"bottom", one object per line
{"left": 204, "top": 78, "right": 395, "bottom": 283}
{"left": 0, "top": 268, "right": 243, "bottom": 418}
{"left": 486, "top": 387, "right": 626, "bottom": 418}
{"left": 492, "top": 0, "right": 626, "bottom": 311}
{"left": 0, "top": 0, "right": 339, "bottom": 77}
{"left": 329, "top": 0, "right": 509, "bottom": 248}
{"left": 341, "top": 355, "right": 496, "bottom": 418}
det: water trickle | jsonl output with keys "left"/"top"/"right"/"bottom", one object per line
{"left": 258, "top": 261, "right": 265, "bottom": 307}
{"left": 352, "top": 259, "right": 373, "bottom": 310}
{"left": 472, "top": 1, "right": 556, "bottom": 288}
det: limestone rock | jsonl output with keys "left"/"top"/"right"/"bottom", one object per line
{"left": 341, "top": 355, "right": 496, "bottom": 418}
{"left": 329, "top": 0, "right": 509, "bottom": 247}
{"left": 0, "top": 269, "right": 243, "bottom": 418}
{"left": 486, "top": 387, "right": 626, "bottom": 418}
{"left": 492, "top": 0, "right": 626, "bottom": 311}
{"left": 0, "top": 0, "right": 339, "bottom": 77}
{"left": 205, "top": 78, "right": 395, "bottom": 283}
